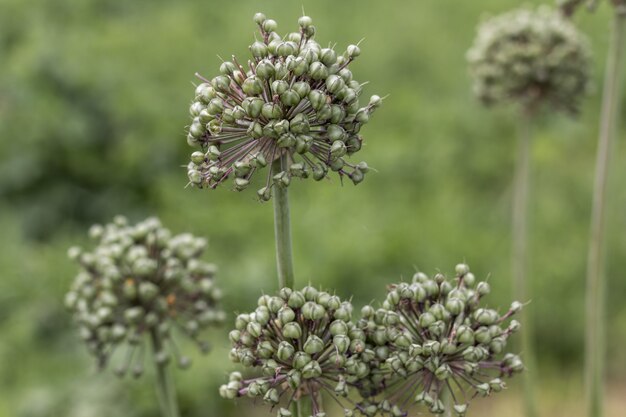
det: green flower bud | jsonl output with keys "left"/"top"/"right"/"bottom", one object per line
{"left": 320, "top": 48, "right": 337, "bottom": 66}
{"left": 262, "top": 102, "right": 283, "bottom": 119}
{"left": 290, "top": 81, "right": 311, "bottom": 100}
{"left": 293, "top": 351, "right": 312, "bottom": 369}
{"left": 309, "top": 62, "right": 329, "bottom": 80}
{"left": 264, "top": 387, "right": 280, "bottom": 404}
{"left": 211, "top": 75, "right": 231, "bottom": 93}
{"left": 333, "top": 334, "right": 350, "bottom": 353}
{"left": 446, "top": 298, "right": 465, "bottom": 315}
{"left": 253, "top": 12, "right": 266, "bottom": 25}
{"left": 288, "top": 291, "right": 306, "bottom": 308}
{"left": 282, "top": 322, "right": 302, "bottom": 339}
{"left": 256, "top": 59, "right": 275, "bottom": 79}
{"left": 298, "top": 15, "right": 312, "bottom": 28}
{"left": 242, "top": 97, "right": 263, "bottom": 118}
{"left": 346, "top": 44, "right": 360, "bottom": 58}
{"left": 277, "top": 341, "right": 295, "bottom": 361}
{"left": 476, "top": 281, "right": 490, "bottom": 296}
{"left": 262, "top": 19, "right": 277, "bottom": 32}
{"left": 250, "top": 41, "right": 268, "bottom": 58}
{"left": 330, "top": 320, "right": 348, "bottom": 336}
{"left": 302, "top": 360, "right": 322, "bottom": 379}
{"left": 474, "top": 326, "right": 492, "bottom": 344}
{"left": 242, "top": 76, "right": 263, "bottom": 95}
{"left": 280, "top": 90, "right": 301, "bottom": 107}
{"left": 303, "top": 335, "right": 325, "bottom": 354}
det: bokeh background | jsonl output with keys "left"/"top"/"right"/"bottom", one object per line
{"left": 1, "top": 0, "right": 625, "bottom": 416}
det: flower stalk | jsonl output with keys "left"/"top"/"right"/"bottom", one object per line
{"left": 273, "top": 156, "right": 295, "bottom": 289}
{"left": 512, "top": 108, "right": 538, "bottom": 417}
{"left": 585, "top": 11, "right": 626, "bottom": 417}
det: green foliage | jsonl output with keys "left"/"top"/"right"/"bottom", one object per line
{"left": 1, "top": 0, "right": 626, "bottom": 416}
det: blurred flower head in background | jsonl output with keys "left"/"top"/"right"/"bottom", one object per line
{"left": 185, "top": 13, "right": 382, "bottom": 201}
{"left": 467, "top": 6, "right": 591, "bottom": 114}
{"left": 65, "top": 216, "right": 225, "bottom": 377}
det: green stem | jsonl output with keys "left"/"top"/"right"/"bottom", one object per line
{"left": 150, "top": 330, "right": 181, "bottom": 417}
{"left": 272, "top": 156, "right": 295, "bottom": 289}
{"left": 585, "top": 12, "right": 626, "bottom": 417}
{"left": 442, "top": 389, "right": 453, "bottom": 417}
{"left": 271, "top": 155, "right": 301, "bottom": 415}
{"left": 512, "top": 108, "right": 538, "bottom": 417}
{"left": 297, "top": 397, "right": 314, "bottom": 417}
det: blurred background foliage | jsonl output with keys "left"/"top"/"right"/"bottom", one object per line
{"left": 1, "top": 0, "right": 625, "bottom": 416}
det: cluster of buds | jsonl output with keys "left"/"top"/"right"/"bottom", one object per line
{"left": 185, "top": 13, "right": 382, "bottom": 201}
{"left": 467, "top": 6, "right": 591, "bottom": 114}
{"left": 219, "top": 286, "right": 373, "bottom": 417}
{"left": 358, "top": 264, "right": 524, "bottom": 416}
{"left": 65, "top": 216, "right": 225, "bottom": 377}
{"left": 558, "top": 0, "right": 626, "bottom": 16}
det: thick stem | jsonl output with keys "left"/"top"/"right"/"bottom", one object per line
{"left": 297, "top": 397, "right": 314, "bottom": 417}
{"left": 272, "top": 156, "right": 295, "bottom": 289}
{"left": 512, "top": 108, "right": 538, "bottom": 417}
{"left": 150, "top": 330, "right": 181, "bottom": 417}
{"left": 271, "top": 155, "right": 301, "bottom": 414}
{"left": 585, "top": 12, "right": 626, "bottom": 417}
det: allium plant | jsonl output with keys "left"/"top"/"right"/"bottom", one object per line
{"left": 220, "top": 286, "right": 371, "bottom": 417}
{"left": 185, "top": 12, "right": 381, "bottom": 200}
{"left": 358, "top": 264, "right": 523, "bottom": 416}
{"left": 468, "top": 7, "right": 591, "bottom": 417}
{"left": 557, "top": 2, "right": 626, "bottom": 417}
{"left": 66, "top": 216, "right": 224, "bottom": 417}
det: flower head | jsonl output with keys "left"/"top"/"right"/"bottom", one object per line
{"left": 220, "top": 286, "right": 373, "bottom": 417}
{"left": 467, "top": 6, "right": 591, "bottom": 114}
{"left": 185, "top": 13, "right": 381, "bottom": 201}
{"left": 65, "top": 216, "right": 224, "bottom": 376}
{"left": 358, "top": 264, "right": 524, "bottom": 416}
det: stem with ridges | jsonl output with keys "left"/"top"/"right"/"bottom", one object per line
{"left": 150, "top": 330, "right": 181, "bottom": 417}
{"left": 585, "top": 11, "right": 626, "bottom": 417}
{"left": 272, "top": 155, "right": 295, "bottom": 290}
{"left": 272, "top": 155, "right": 301, "bottom": 415}
{"left": 512, "top": 107, "right": 538, "bottom": 417}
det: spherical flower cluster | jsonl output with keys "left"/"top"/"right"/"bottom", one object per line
{"left": 185, "top": 13, "right": 381, "bottom": 201}
{"left": 467, "top": 6, "right": 591, "bottom": 114}
{"left": 65, "top": 216, "right": 225, "bottom": 377}
{"left": 220, "top": 286, "right": 373, "bottom": 417}
{"left": 358, "top": 264, "right": 524, "bottom": 416}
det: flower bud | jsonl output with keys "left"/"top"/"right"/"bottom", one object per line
{"left": 250, "top": 41, "right": 268, "bottom": 58}
{"left": 476, "top": 281, "right": 490, "bottom": 296}
{"left": 253, "top": 12, "right": 266, "bottom": 25}
{"left": 304, "top": 335, "right": 325, "bottom": 355}
{"left": 280, "top": 90, "right": 301, "bottom": 107}
{"left": 262, "top": 19, "right": 277, "bottom": 32}
{"left": 282, "top": 322, "right": 302, "bottom": 339}
{"left": 346, "top": 44, "right": 361, "bottom": 58}
{"left": 309, "top": 62, "right": 329, "bottom": 80}
{"left": 242, "top": 76, "right": 263, "bottom": 95}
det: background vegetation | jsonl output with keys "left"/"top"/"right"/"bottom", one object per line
{"left": 1, "top": 0, "right": 625, "bottom": 416}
